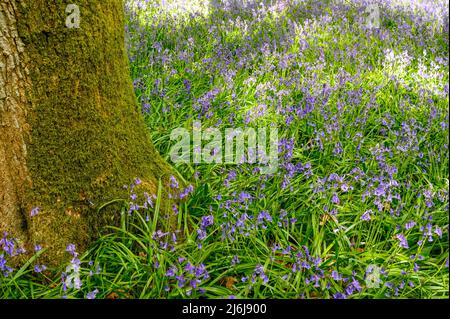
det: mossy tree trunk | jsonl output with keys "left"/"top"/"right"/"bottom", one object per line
{"left": 0, "top": 0, "right": 172, "bottom": 264}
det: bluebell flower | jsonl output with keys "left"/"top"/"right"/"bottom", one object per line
{"left": 361, "top": 210, "right": 372, "bottom": 221}
{"left": 30, "top": 207, "right": 39, "bottom": 217}
{"left": 86, "top": 289, "right": 99, "bottom": 300}
{"left": 333, "top": 292, "right": 346, "bottom": 299}
{"left": 396, "top": 234, "right": 409, "bottom": 249}
{"left": 231, "top": 255, "right": 240, "bottom": 266}
{"left": 332, "top": 193, "right": 340, "bottom": 205}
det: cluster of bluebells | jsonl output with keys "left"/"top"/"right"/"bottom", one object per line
{"left": 61, "top": 244, "right": 102, "bottom": 299}
{"left": 0, "top": 233, "right": 26, "bottom": 278}
{"left": 168, "top": 175, "right": 195, "bottom": 200}
{"left": 382, "top": 267, "right": 422, "bottom": 298}
{"left": 0, "top": 254, "right": 12, "bottom": 278}
{"left": 241, "top": 264, "right": 269, "bottom": 286}
{"left": 118, "top": 0, "right": 450, "bottom": 298}
{"left": 0, "top": 232, "right": 26, "bottom": 258}
{"left": 214, "top": 191, "right": 281, "bottom": 242}
{"left": 151, "top": 229, "right": 179, "bottom": 252}
{"left": 270, "top": 244, "right": 322, "bottom": 282}
{"left": 197, "top": 215, "right": 214, "bottom": 248}
{"left": 124, "top": 177, "right": 155, "bottom": 217}
{"left": 277, "top": 209, "right": 297, "bottom": 228}
{"left": 278, "top": 138, "right": 314, "bottom": 190}
{"left": 164, "top": 257, "right": 210, "bottom": 296}
{"left": 62, "top": 244, "right": 82, "bottom": 292}
{"left": 268, "top": 243, "right": 368, "bottom": 298}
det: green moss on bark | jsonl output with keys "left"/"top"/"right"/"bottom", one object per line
{"left": 16, "top": 0, "right": 172, "bottom": 264}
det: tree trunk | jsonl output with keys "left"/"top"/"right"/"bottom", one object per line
{"left": 0, "top": 0, "right": 172, "bottom": 264}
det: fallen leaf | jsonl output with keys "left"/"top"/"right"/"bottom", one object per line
{"left": 220, "top": 276, "right": 238, "bottom": 289}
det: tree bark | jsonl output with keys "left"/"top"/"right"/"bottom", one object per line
{"left": 0, "top": 0, "right": 172, "bottom": 264}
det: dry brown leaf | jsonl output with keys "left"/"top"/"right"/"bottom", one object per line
{"left": 138, "top": 251, "right": 147, "bottom": 258}
{"left": 220, "top": 276, "right": 238, "bottom": 289}
{"left": 106, "top": 292, "right": 119, "bottom": 299}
